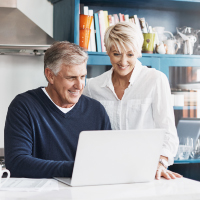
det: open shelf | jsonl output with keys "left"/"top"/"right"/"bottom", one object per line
{"left": 174, "top": 106, "right": 197, "bottom": 110}
{"left": 174, "top": 159, "right": 200, "bottom": 164}
{"left": 87, "top": 52, "right": 200, "bottom": 66}
{"left": 81, "top": 0, "right": 200, "bottom": 12}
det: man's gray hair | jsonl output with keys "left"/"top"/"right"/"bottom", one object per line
{"left": 44, "top": 41, "right": 88, "bottom": 80}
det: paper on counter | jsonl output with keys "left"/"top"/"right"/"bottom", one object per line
{"left": 0, "top": 178, "right": 59, "bottom": 191}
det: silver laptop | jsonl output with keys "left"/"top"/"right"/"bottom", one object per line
{"left": 54, "top": 129, "right": 165, "bottom": 187}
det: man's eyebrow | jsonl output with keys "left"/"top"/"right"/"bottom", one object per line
{"left": 65, "top": 74, "right": 87, "bottom": 78}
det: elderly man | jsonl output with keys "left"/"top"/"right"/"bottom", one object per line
{"left": 4, "top": 41, "right": 111, "bottom": 178}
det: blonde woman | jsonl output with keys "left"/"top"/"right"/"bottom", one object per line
{"left": 83, "top": 22, "right": 182, "bottom": 180}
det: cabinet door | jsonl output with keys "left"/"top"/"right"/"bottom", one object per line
{"left": 139, "top": 57, "right": 160, "bottom": 70}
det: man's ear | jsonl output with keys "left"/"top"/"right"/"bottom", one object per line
{"left": 45, "top": 68, "right": 54, "bottom": 84}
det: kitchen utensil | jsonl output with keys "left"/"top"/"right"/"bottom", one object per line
{"left": 153, "top": 27, "right": 174, "bottom": 42}
{"left": 164, "top": 39, "right": 179, "bottom": 54}
{"left": 142, "top": 33, "right": 155, "bottom": 53}
{"left": 156, "top": 42, "right": 166, "bottom": 54}
{"left": 177, "top": 27, "right": 198, "bottom": 55}
{"left": 0, "top": 166, "right": 10, "bottom": 187}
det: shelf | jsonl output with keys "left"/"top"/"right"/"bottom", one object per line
{"left": 87, "top": 52, "right": 200, "bottom": 67}
{"left": 174, "top": 159, "right": 200, "bottom": 164}
{"left": 174, "top": 106, "right": 197, "bottom": 110}
{"left": 88, "top": 52, "right": 200, "bottom": 59}
{"left": 81, "top": 0, "right": 200, "bottom": 11}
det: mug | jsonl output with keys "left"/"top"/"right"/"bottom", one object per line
{"left": 0, "top": 165, "right": 10, "bottom": 187}
{"left": 164, "top": 39, "right": 179, "bottom": 54}
{"left": 142, "top": 33, "right": 155, "bottom": 53}
{"left": 174, "top": 94, "right": 184, "bottom": 106}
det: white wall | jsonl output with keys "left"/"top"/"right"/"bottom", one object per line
{"left": 0, "top": 0, "right": 53, "bottom": 149}
{"left": 0, "top": 55, "right": 47, "bottom": 149}
{"left": 17, "top": 0, "right": 53, "bottom": 37}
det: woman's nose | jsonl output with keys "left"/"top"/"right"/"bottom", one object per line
{"left": 120, "top": 55, "right": 128, "bottom": 66}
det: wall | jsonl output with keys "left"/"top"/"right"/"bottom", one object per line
{"left": 17, "top": 0, "right": 53, "bottom": 37}
{"left": 0, "top": 0, "right": 53, "bottom": 152}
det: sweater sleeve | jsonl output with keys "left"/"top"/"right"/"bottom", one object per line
{"left": 4, "top": 105, "right": 74, "bottom": 178}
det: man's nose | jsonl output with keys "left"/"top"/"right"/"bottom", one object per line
{"left": 74, "top": 78, "right": 83, "bottom": 90}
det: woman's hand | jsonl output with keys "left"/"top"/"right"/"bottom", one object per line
{"left": 156, "top": 162, "right": 182, "bottom": 180}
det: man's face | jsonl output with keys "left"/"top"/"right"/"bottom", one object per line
{"left": 47, "top": 62, "right": 87, "bottom": 108}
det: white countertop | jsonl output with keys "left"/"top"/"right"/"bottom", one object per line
{"left": 0, "top": 177, "right": 200, "bottom": 200}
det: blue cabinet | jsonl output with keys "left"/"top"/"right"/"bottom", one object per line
{"left": 52, "top": 0, "right": 200, "bottom": 174}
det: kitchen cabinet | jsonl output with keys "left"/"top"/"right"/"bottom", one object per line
{"left": 51, "top": 0, "right": 200, "bottom": 180}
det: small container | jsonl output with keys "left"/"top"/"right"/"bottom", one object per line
{"left": 79, "top": 28, "right": 91, "bottom": 50}
{"left": 79, "top": 14, "right": 93, "bottom": 29}
{"left": 142, "top": 33, "right": 155, "bottom": 53}
{"left": 174, "top": 94, "right": 184, "bottom": 106}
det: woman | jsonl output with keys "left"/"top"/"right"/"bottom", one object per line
{"left": 83, "top": 22, "right": 182, "bottom": 180}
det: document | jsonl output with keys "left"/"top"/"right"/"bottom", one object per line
{"left": 0, "top": 178, "right": 59, "bottom": 191}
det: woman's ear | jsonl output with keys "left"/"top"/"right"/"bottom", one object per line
{"left": 45, "top": 68, "right": 54, "bottom": 84}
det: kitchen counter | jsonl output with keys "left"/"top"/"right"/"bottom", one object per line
{"left": 0, "top": 177, "right": 200, "bottom": 200}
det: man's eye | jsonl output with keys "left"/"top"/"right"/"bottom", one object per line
{"left": 81, "top": 76, "right": 86, "bottom": 79}
{"left": 66, "top": 77, "right": 75, "bottom": 80}
{"left": 128, "top": 54, "right": 134, "bottom": 57}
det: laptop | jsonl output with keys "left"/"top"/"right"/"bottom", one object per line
{"left": 54, "top": 129, "right": 165, "bottom": 187}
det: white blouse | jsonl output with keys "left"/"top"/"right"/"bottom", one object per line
{"left": 83, "top": 59, "right": 179, "bottom": 165}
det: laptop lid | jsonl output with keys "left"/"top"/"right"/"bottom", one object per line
{"left": 56, "top": 129, "right": 165, "bottom": 187}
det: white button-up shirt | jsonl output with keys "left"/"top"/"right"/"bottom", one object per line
{"left": 83, "top": 59, "right": 179, "bottom": 165}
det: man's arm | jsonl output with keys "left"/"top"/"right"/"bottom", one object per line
{"left": 4, "top": 106, "right": 74, "bottom": 178}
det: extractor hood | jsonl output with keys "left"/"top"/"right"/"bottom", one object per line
{"left": 0, "top": 0, "right": 55, "bottom": 55}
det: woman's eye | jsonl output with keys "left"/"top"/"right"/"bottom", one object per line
{"left": 114, "top": 53, "right": 120, "bottom": 56}
{"left": 128, "top": 54, "right": 134, "bottom": 57}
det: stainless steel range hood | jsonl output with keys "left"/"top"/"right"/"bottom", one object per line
{"left": 0, "top": 0, "right": 55, "bottom": 56}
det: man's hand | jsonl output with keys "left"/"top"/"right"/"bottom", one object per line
{"left": 155, "top": 156, "right": 183, "bottom": 180}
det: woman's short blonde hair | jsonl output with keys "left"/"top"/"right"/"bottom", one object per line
{"left": 104, "top": 22, "right": 144, "bottom": 57}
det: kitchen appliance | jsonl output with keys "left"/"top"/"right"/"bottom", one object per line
{"left": 176, "top": 27, "right": 200, "bottom": 55}
{"left": 0, "top": 0, "right": 55, "bottom": 55}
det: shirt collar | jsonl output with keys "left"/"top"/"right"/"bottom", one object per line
{"left": 101, "top": 59, "right": 142, "bottom": 88}
{"left": 129, "top": 59, "right": 142, "bottom": 85}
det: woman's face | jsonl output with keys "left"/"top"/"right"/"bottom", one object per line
{"left": 108, "top": 45, "right": 138, "bottom": 77}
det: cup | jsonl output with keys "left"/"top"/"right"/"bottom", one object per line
{"left": 0, "top": 165, "right": 10, "bottom": 187}
{"left": 164, "top": 39, "right": 179, "bottom": 54}
{"left": 142, "top": 33, "right": 155, "bottom": 53}
{"left": 79, "top": 28, "right": 91, "bottom": 50}
{"left": 156, "top": 42, "right": 166, "bottom": 54}
{"left": 174, "top": 94, "right": 184, "bottom": 106}
{"left": 79, "top": 14, "right": 93, "bottom": 29}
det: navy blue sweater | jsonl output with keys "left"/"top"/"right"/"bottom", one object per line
{"left": 4, "top": 87, "right": 111, "bottom": 178}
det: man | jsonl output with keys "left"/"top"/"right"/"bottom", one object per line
{"left": 4, "top": 41, "right": 111, "bottom": 178}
